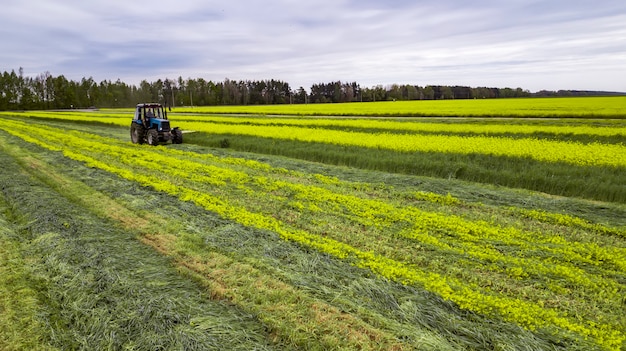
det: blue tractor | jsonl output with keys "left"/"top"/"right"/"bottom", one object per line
{"left": 130, "top": 103, "right": 182, "bottom": 145}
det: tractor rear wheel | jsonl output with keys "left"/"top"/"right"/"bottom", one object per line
{"left": 173, "top": 128, "right": 183, "bottom": 144}
{"left": 131, "top": 123, "right": 145, "bottom": 144}
{"left": 147, "top": 129, "right": 159, "bottom": 146}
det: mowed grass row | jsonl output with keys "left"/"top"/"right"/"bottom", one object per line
{"left": 0, "top": 141, "right": 282, "bottom": 350}
{"left": 0, "top": 198, "right": 55, "bottom": 350}
{"left": 1, "top": 118, "right": 624, "bottom": 350}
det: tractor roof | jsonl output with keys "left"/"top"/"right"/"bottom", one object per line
{"left": 136, "top": 103, "right": 163, "bottom": 108}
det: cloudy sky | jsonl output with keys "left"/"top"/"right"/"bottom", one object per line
{"left": 2, "top": 0, "right": 625, "bottom": 92}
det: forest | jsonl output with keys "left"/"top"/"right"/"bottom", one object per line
{"left": 0, "top": 67, "right": 620, "bottom": 110}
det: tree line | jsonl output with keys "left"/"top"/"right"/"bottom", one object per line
{"left": 2, "top": 67, "right": 613, "bottom": 111}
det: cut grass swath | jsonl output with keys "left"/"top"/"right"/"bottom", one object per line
{"left": 0, "top": 141, "right": 280, "bottom": 351}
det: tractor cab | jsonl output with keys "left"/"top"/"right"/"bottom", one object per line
{"left": 130, "top": 103, "right": 182, "bottom": 145}
{"left": 133, "top": 103, "right": 170, "bottom": 131}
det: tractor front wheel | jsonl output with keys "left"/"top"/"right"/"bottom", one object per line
{"left": 130, "top": 123, "right": 145, "bottom": 144}
{"left": 172, "top": 128, "right": 183, "bottom": 144}
{"left": 147, "top": 129, "right": 159, "bottom": 146}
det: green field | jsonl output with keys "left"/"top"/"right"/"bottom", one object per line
{"left": 0, "top": 97, "right": 625, "bottom": 350}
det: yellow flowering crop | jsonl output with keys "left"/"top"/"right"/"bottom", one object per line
{"left": 176, "top": 122, "right": 625, "bottom": 167}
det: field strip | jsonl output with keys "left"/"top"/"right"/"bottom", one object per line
{"left": 174, "top": 123, "right": 626, "bottom": 167}
{"left": 4, "top": 111, "right": 625, "bottom": 137}
{"left": 170, "top": 116, "right": 626, "bottom": 137}
{"left": 1, "top": 118, "right": 624, "bottom": 349}
{"left": 2, "top": 112, "right": 625, "bottom": 168}
{"left": 170, "top": 97, "right": 626, "bottom": 118}
{"left": 0, "top": 136, "right": 418, "bottom": 350}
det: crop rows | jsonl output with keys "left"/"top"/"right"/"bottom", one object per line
{"left": 3, "top": 111, "right": 624, "bottom": 168}
{"left": 1, "top": 117, "right": 624, "bottom": 350}
{"left": 7, "top": 111, "right": 625, "bottom": 137}
{"left": 177, "top": 122, "right": 626, "bottom": 167}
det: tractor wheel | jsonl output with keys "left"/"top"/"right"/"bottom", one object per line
{"left": 173, "top": 129, "right": 183, "bottom": 144}
{"left": 130, "top": 123, "right": 145, "bottom": 144}
{"left": 147, "top": 129, "right": 159, "bottom": 146}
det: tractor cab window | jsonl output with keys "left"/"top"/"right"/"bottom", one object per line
{"left": 144, "top": 107, "right": 164, "bottom": 119}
